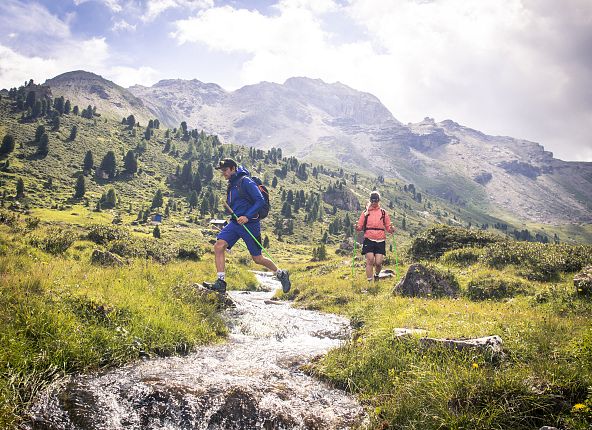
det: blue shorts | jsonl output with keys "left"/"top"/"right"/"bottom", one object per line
{"left": 216, "top": 220, "right": 262, "bottom": 256}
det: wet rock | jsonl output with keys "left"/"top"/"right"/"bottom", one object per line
{"left": 574, "top": 265, "right": 592, "bottom": 296}
{"left": 539, "top": 427, "right": 559, "bottom": 430}
{"left": 191, "top": 283, "right": 236, "bottom": 308}
{"left": 392, "top": 263, "right": 459, "bottom": 298}
{"left": 419, "top": 335, "right": 503, "bottom": 355}
{"left": 90, "top": 249, "right": 125, "bottom": 266}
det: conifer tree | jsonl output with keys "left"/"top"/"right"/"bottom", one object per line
{"left": 35, "top": 125, "right": 45, "bottom": 142}
{"left": 83, "top": 150, "right": 94, "bottom": 172}
{"left": 51, "top": 115, "right": 60, "bottom": 131}
{"left": 16, "top": 177, "right": 24, "bottom": 198}
{"left": 74, "top": 175, "right": 85, "bottom": 198}
{"left": 153, "top": 225, "right": 161, "bottom": 238}
{"left": 73, "top": 105, "right": 79, "bottom": 115}
{"left": 192, "top": 174, "right": 202, "bottom": 194}
{"left": 0, "top": 134, "right": 15, "bottom": 155}
{"left": 124, "top": 150, "right": 138, "bottom": 173}
{"left": 100, "top": 151, "right": 117, "bottom": 179}
{"left": 151, "top": 189, "right": 163, "bottom": 209}
{"left": 188, "top": 190, "right": 199, "bottom": 209}
{"left": 69, "top": 125, "right": 77, "bottom": 141}
{"left": 37, "top": 133, "right": 49, "bottom": 155}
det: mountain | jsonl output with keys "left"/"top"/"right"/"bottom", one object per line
{"left": 48, "top": 71, "right": 592, "bottom": 224}
{"left": 45, "top": 71, "right": 154, "bottom": 125}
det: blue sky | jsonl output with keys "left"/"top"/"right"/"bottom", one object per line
{"left": 0, "top": 0, "right": 591, "bottom": 161}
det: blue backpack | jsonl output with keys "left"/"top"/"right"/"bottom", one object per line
{"left": 237, "top": 175, "right": 270, "bottom": 219}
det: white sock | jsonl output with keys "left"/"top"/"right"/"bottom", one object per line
{"left": 217, "top": 272, "right": 225, "bottom": 281}
{"left": 367, "top": 277, "right": 373, "bottom": 282}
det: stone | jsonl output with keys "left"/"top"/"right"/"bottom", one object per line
{"left": 90, "top": 249, "right": 125, "bottom": 266}
{"left": 419, "top": 335, "right": 503, "bottom": 355}
{"left": 574, "top": 265, "right": 592, "bottom": 296}
{"left": 392, "top": 263, "right": 459, "bottom": 298}
{"left": 393, "top": 328, "right": 427, "bottom": 338}
{"left": 377, "top": 269, "right": 395, "bottom": 279}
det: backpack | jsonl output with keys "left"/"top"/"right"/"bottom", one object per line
{"left": 237, "top": 175, "right": 270, "bottom": 219}
{"left": 363, "top": 208, "right": 386, "bottom": 231}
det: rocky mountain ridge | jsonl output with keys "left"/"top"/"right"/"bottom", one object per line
{"left": 42, "top": 71, "right": 592, "bottom": 224}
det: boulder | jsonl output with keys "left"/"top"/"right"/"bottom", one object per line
{"left": 193, "top": 284, "right": 236, "bottom": 308}
{"left": 419, "top": 335, "right": 503, "bottom": 355}
{"left": 392, "top": 263, "right": 459, "bottom": 298}
{"left": 574, "top": 266, "right": 592, "bottom": 296}
{"left": 91, "top": 249, "right": 125, "bottom": 266}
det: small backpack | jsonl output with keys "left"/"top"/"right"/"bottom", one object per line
{"left": 237, "top": 175, "right": 270, "bottom": 219}
{"left": 363, "top": 208, "right": 386, "bottom": 231}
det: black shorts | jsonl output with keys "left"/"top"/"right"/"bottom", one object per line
{"left": 361, "top": 238, "right": 386, "bottom": 256}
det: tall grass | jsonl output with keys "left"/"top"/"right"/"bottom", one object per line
{"left": 0, "top": 223, "right": 258, "bottom": 428}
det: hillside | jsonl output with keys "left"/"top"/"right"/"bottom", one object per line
{"left": 1, "top": 78, "right": 591, "bottom": 244}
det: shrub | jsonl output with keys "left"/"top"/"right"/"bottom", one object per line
{"left": 480, "top": 242, "right": 592, "bottom": 281}
{"left": 87, "top": 224, "right": 130, "bottom": 245}
{"left": 441, "top": 247, "right": 483, "bottom": 266}
{"left": 177, "top": 241, "right": 203, "bottom": 261}
{"left": 29, "top": 227, "right": 77, "bottom": 255}
{"left": 409, "top": 225, "right": 502, "bottom": 260}
{"left": 466, "top": 274, "right": 531, "bottom": 301}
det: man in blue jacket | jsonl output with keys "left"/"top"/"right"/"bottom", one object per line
{"left": 205, "top": 158, "right": 291, "bottom": 295}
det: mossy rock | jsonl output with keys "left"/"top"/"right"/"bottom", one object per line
{"left": 393, "top": 263, "right": 459, "bottom": 298}
{"left": 574, "top": 265, "right": 592, "bottom": 297}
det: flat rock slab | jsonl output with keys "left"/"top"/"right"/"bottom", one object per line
{"left": 419, "top": 335, "right": 503, "bottom": 354}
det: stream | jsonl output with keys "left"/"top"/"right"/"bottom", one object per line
{"left": 25, "top": 272, "right": 368, "bottom": 429}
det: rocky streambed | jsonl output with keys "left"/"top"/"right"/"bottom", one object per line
{"left": 25, "top": 272, "right": 367, "bottom": 429}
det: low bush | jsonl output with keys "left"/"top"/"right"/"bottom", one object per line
{"left": 466, "top": 274, "right": 531, "bottom": 301}
{"left": 87, "top": 224, "right": 130, "bottom": 245}
{"left": 441, "top": 247, "right": 484, "bottom": 266}
{"left": 29, "top": 227, "right": 77, "bottom": 255}
{"left": 409, "top": 225, "right": 502, "bottom": 260}
{"left": 480, "top": 242, "right": 592, "bottom": 281}
{"left": 177, "top": 241, "right": 203, "bottom": 261}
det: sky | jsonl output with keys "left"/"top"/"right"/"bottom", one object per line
{"left": 0, "top": 0, "right": 590, "bottom": 162}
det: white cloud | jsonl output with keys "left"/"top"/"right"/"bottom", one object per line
{"left": 112, "top": 19, "right": 136, "bottom": 32}
{"left": 73, "top": 0, "right": 123, "bottom": 13}
{"left": 0, "top": 0, "right": 71, "bottom": 38}
{"left": 169, "top": 0, "right": 592, "bottom": 161}
{"left": 106, "top": 65, "right": 160, "bottom": 87}
{"left": 144, "top": 0, "right": 214, "bottom": 22}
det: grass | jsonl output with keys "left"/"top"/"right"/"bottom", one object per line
{"left": 0, "top": 218, "right": 262, "bottom": 429}
{"left": 284, "top": 240, "right": 592, "bottom": 430}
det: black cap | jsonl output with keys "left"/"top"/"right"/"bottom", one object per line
{"left": 370, "top": 191, "right": 380, "bottom": 201}
{"left": 215, "top": 158, "right": 238, "bottom": 170}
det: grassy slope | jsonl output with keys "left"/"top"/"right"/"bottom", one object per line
{"left": 286, "top": 235, "right": 592, "bottom": 430}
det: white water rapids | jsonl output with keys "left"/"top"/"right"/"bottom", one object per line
{"left": 25, "top": 272, "right": 368, "bottom": 429}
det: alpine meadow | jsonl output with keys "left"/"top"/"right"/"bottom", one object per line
{"left": 1, "top": 70, "right": 592, "bottom": 430}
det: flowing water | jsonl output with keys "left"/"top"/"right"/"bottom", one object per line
{"left": 26, "top": 272, "right": 368, "bottom": 429}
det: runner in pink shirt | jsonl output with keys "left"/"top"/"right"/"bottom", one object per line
{"left": 355, "top": 191, "right": 395, "bottom": 282}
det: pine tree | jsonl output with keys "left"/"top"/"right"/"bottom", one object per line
{"left": 100, "top": 151, "right": 117, "bottom": 179}
{"left": 124, "top": 150, "right": 138, "bottom": 173}
{"left": 83, "top": 150, "right": 94, "bottom": 172}
{"left": 0, "top": 134, "right": 15, "bottom": 155}
{"left": 153, "top": 225, "right": 161, "bottom": 238}
{"left": 64, "top": 100, "right": 71, "bottom": 114}
{"left": 151, "top": 189, "right": 163, "bottom": 209}
{"left": 51, "top": 115, "right": 60, "bottom": 131}
{"left": 192, "top": 174, "right": 202, "bottom": 194}
{"left": 126, "top": 114, "right": 135, "bottom": 128}
{"left": 272, "top": 176, "right": 278, "bottom": 188}
{"left": 37, "top": 133, "right": 49, "bottom": 155}
{"left": 263, "top": 235, "right": 270, "bottom": 248}
{"left": 69, "top": 125, "right": 77, "bottom": 141}
{"left": 34, "top": 125, "right": 45, "bottom": 142}
{"left": 74, "top": 175, "right": 85, "bottom": 198}
{"left": 188, "top": 190, "right": 199, "bottom": 209}
{"left": 16, "top": 177, "right": 24, "bottom": 198}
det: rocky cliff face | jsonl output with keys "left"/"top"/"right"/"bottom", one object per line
{"left": 45, "top": 71, "right": 592, "bottom": 224}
